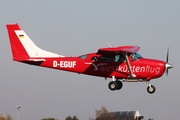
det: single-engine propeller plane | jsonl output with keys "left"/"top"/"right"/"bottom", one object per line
{"left": 6, "top": 23, "right": 173, "bottom": 94}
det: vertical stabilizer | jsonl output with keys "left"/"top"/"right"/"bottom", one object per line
{"left": 6, "top": 24, "right": 63, "bottom": 61}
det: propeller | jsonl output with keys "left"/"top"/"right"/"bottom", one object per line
{"left": 166, "top": 47, "right": 169, "bottom": 63}
{"left": 165, "top": 47, "right": 173, "bottom": 75}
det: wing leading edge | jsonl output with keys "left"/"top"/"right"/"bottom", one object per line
{"left": 97, "top": 46, "right": 140, "bottom": 54}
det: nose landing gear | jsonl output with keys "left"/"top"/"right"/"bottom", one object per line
{"left": 147, "top": 83, "right": 156, "bottom": 94}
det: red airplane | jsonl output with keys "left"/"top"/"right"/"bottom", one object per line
{"left": 6, "top": 23, "right": 173, "bottom": 94}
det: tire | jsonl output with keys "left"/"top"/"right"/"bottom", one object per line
{"left": 116, "top": 81, "right": 123, "bottom": 90}
{"left": 147, "top": 85, "right": 156, "bottom": 94}
{"left": 108, "top": 81, "right": 117, "bottom": 91}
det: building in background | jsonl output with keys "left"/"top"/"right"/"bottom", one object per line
{"left": 96, "top": 111, "right": 144, "bottom": 120}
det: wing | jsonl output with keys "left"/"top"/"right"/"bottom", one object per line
{"left": 97, "top": 46, "right": 140, "bottom": 54}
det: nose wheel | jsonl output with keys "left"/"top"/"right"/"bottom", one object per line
{"left": 147, "top": 84, "right": 156, "bottom": 94}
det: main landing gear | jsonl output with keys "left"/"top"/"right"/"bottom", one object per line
{"left": 108, "top": 81, "right": 123, "bottom": 91}
{"left": 108, "top": 76, "right": 123, "bottom": 91}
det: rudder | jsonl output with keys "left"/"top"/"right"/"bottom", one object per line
{"left": 6, "top": 24, "right": 29, "bottom": 60}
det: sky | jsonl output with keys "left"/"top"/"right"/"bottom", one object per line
{"left": 0, "top": 0, "right": 180, "bottom": 120}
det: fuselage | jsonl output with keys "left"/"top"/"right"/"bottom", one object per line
{"left": 26, "top": 52, "right": 166, "bottom": 80}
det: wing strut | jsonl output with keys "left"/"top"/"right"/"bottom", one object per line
{"left": 124, "top": 53, "right": 136, "bottom": 78}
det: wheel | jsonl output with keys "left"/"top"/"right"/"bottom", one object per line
{"left": 108, "top": 81, "right": 118, "bottom": 91}
{"left": 147, "top": 85, "right": 156, "bottom": 94}
{"left": 116, "top": 81, "right": 123, "bottom": 90}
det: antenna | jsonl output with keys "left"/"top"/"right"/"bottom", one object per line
{"left": 107, "top": 42, "right": 114, "bottom": 48}
{"left": 66, "top": 51, "right": 72, "bottom": 57}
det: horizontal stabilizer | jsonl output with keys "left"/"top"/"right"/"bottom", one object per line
{"left": 19, "top": 58, "right": 45, "bottom": 65}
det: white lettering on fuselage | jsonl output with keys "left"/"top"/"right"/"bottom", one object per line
{"left": 99, "top": 65, "right": 160, "bottom": 75}
{"left": 53, "top": 61, "right": 76, "bottom": 68}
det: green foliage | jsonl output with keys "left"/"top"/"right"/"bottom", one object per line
{"left": 42, "top": 118, "right": 56, "bottom": 120}
{"left": 65, "top": 116, "right": 72, "bottom": 120}
{"left": 72, "top": 116, "right": 79, "bottom": 120}
{"left": 65, "top": 116, "right": 79, "bottom": 120}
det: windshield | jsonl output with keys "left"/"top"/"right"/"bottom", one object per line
{"left": 79, "top": 54, "right": 87, "bottom": 59}
{"left": 131, "top": 52, "right": 142, "bottom": 61}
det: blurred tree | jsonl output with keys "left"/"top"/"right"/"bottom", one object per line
{"left": 42, "top": 118, "right": 56, "bottom": 120}
{"left": 72, "top": 116, "right": 79, "bottom": 120}
{"left": 65, "top": 116, "right": 79, "bottom": 120}
{"left": 0, "top": 114, "right": 5, "bottom": 120}
{"left": 95, "top": 106, "right": 108, "bottom": 118}
{"left": 88, "top": 106, "right": 109, "bottom": 120}
{"left": 0, "top": 114, "right": 12, "bottom": 120}
{"left": 6, "top": 114, "right": 12, "bottom": 120}
{"left": 65, "top": 116, "right": 72, "bottom": 120}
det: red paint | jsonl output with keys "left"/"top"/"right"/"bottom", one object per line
{"left": 6, "top": 24, "right": 29, "bottom": 60}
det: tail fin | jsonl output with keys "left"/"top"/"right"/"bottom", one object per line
{"left": 6, "top": 24, "right": 62, "bottom": 61}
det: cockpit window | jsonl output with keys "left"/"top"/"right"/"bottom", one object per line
{"left": 79, "top": 54, "right": 87, "bottom": 59}
{"left": 91, "top": 56, "right": 98, "bottom": 62}
{"left": 100, "top": 54, "right": 125, "bottom": 62}
{"left": 114, "top": 54, "right": 125, "bottom": 62}
{"left": 100, "top": 55, "right": 111, "bottom": 62}
{"left": 131, "top": 52, "right": 142, "bottom": 61}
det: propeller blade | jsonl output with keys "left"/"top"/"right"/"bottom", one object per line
{"left": 166, "top": 47, "right": 169, "bottom": 63}
{"left": 165, "top": 47, "right": 173, "bottom": 76}
{"left": 166, "top": 48, "right": 169, "bottom": 75}
{"left": 165, "top": 63, "right": 173, "bottom": 75}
